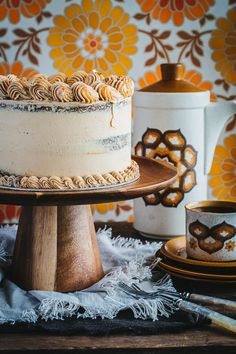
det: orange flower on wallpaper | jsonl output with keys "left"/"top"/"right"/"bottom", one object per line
{"left": 0, "top": 205, "right": 21, "bottom": 224}
{"left": 138, "top": 65, "right": 215, "bottom": 99}
{"left": 209, "top": 135, "right": 236, "bottom": 201}
{"left": 91, "top": 202, "right": 116, "bottom": 215}
{"left": 136, "top": 0, "right": 215, "bottom": 26}
{"left": 91, "top": 201, "right": 132, "bottom": 217}
{"left": 48, "top": 0, "right": 138, "bottom": 75}
{"left": 209, "top": 7, "right": 236, "bottom": 85}
{"left": 0, "top": 0, "right": 51, "bottom": 24}
{"left": 0, "top": 61, "right": 38, "bottom": 79}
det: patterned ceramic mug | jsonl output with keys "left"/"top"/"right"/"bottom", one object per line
{"left": 185, "top": 201, "right": 236, "bottom": 262}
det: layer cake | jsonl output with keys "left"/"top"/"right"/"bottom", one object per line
{"left": 0, "top": 71, "right": 139, "bottom": 190}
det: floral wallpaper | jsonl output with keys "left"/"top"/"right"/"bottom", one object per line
{"left": 0, "top": 0, "right": 235, "bottom": 224}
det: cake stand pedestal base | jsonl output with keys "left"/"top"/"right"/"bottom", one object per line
{"left": 10, "top": 205, "right": 104, "bottom": 292}
{"left": 0, "top": 156, "right": 177, "bottom": 292}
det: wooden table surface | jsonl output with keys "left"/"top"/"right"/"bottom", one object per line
{"left": 0, "top": 221, "right": 236, "bottom": 354}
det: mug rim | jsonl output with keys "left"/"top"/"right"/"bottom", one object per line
{"left": 185, "top": 200, "right": 236, "bottom": 215}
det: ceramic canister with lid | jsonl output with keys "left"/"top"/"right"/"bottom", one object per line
{"left": 133, "top": 63, "right": 236, "bottom": 239}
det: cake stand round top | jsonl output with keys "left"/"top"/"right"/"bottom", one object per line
{"left": 0, "top": 156, "right": 177, "bottom": 206}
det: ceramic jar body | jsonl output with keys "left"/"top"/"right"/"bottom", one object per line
{"left": 133, "top": 91, "right": 210, "bottom": 238}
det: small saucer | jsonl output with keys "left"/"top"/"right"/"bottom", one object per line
{"left": 156, "top": 251, "right": 236, "bottom": 284}
{"left": 161, "top": 236, "right": 236, "bottom": 270}
{"left": 158, "top": 257, "right": 236, "bottom": 280}
{"left": 156, "top": 258, "right": 236, "bottom": 284}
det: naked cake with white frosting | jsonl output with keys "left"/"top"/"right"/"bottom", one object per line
{"left": 0, "top": 71, "right": 139, "bottom": 190}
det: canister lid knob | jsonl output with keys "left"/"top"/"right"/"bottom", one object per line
{"left": 161, "top": 63, "right": 184, "bottom": 81}
{"left": 139, "top": 62, "right": 206, "bottom": 93}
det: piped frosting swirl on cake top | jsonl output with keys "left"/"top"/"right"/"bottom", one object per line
{"left": 29, "top": 74, "right": 52, "bottom": 101}
{"left": 71, "top": 82, "right": 99, "bottom": 103}
{"left": 48, "top": 72, "right": 67, "bottom": 84}
{"left": 51, "top": 82, "right": 74, "bottom": 102}
{"left": 84, "top": 71, "right": 105, "bottom": 85}
{"left": 7, "top": 79, "right": 30, "bottom": 100}
{"left": 0, "top": 76, "right": 10, "bottom": 99}
{"left": 91, "top": 82, "right": 123, "bottom": 101}
{"left": 66, "top": 70, "right": 87, "bottom": 85}
{"left": 105, "top": 75, "right": 134, "bottom": 98}
{"left": 0, "top": 74, "right": 18, "bottom": 99}
{"left": 0, "top": 70, "right": 134, "bottom": 103}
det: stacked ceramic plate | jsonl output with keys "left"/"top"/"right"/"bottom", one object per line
{"left": 156, "top": 236, "right": 236, "bottom": 284}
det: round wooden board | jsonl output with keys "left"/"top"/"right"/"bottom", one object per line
{"left": 0, "top": 155, "right": 177, "bottom": 206}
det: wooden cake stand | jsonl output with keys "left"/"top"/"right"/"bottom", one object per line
{"left": 0, "top": 156, "right": 177, "bottom": 292}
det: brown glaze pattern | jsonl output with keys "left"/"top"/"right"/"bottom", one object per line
{"left": 135, "top": 128, "right": 197, "bottom": 207}
{"left": 189, "top": 220, "right": 236, "bottom": 254}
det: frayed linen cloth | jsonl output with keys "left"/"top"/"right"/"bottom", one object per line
{"left": 0, "top": 225, "right": 178, "bottom": 325}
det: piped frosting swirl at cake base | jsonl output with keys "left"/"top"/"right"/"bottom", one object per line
{"left": 0, "top": 160, "right": 139, "bottom": 190}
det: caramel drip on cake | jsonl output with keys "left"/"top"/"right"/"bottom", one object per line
{"left": 48, "top": 72, "right": 67, "bottom": 84}
{"left": 7, "top": 79, "right": 30, "bottom": 100}
{"left": 71, "top": 82, "right": 99, "bottom": 103}
{"left": 110, "top": 103, "right": 116, "bottom": 128}
{"left": 84, "top": 71, "right": 105, "bottom": 85}
{"left": 106, "top": 75, "right": 134, "bottom": 97}
{"left": 67, "top": 71, "right": 87, "bottom": 85}
{"left": 29, "top": 75, "right": 52, "bottom": 101}
{"left": 51, "top": 82, "right": 73, "bottom": 102}
{"left": 0, "top": 160, "right": 139, "bottom": 190}
{"left": 92, "top": 82, "right": 123, "bottom": 101}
